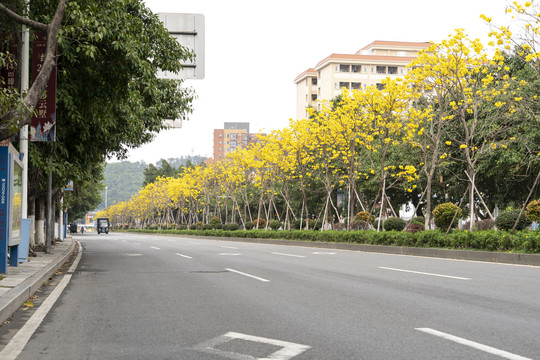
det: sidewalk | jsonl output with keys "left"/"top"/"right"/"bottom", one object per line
{"left": 0, "top": 237, "right": 76, "bottom": 325}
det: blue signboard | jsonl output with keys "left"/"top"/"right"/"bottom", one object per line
{"left": 0, "top": 142, "right": 24, "bottom": 273}
{"left": 0, "top": 143, "right": 9, "bottom": 273}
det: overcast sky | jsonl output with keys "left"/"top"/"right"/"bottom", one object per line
{"left": 116, "top": 0, "right": 511, "bottom": 164}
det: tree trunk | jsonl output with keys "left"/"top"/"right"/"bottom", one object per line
{"left": 35, "top": 197, "right": 45, "bottom": 247}
{"left": 28, "top": 198, "right": 35, "bottom": 248}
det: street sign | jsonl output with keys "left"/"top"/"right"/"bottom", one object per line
{"left": 157, "top": 13, "right": 205, "bottom": 80}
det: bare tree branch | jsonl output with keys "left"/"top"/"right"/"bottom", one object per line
{"left": 0, "top": 0, "right": 70, "bottom": 140}
{"left": 0, "top": 3, "right": 47, "bottom": 31}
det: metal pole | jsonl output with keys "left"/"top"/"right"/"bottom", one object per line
{"left": 105, "top": 186, "right": 108, "bottom": 208}
{"left": 21, "top": 22, "right": 29, "bottom": 219}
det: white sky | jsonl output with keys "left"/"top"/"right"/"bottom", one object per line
{"left": 117, "top": 0, "right": 511, "bottom": 164}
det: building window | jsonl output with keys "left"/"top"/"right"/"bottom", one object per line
{"left": 335, "top": 83, "right": 339, "bottom": 89}
{"left": 388, "top": 66, "right": 398, "bottom": 75}
{"left": 351, "top": 82, "right": 361, "bottom": 89}
{"left": 312, "top": 78, "right": 317, "bottom": 85}
{"left": 230, "top": 141, "right": 237, "bottom": 147}
{"left": 339, "top": 64, "right": 350, "bottom": 72}
{"left": 219, "top": 134, "right": 222, "bottom": 137}
{"left": 351, "top": 65, "right": 361, "bottom": 73}
{"left": 376, "top": 66, "right": 386, "bottom": 74}
{"left": 371, "top": 67, "right": 374, "bottom": 73}
{"left": 219, "top": 141, "right": 222, "bottom": 144}
{"left": 230, "top": 133, "right": 237, "bottom": 140}
{"left": 376, "top": 83, "right": 385, "bottom": 90}
{"left": 397, "top": 51, "right": 407, "bottom": 56}
{"left": 311, "top": 94, "right": 317, "bottom": 101}
{"left": 400, "top": 68, "right": 404, "bottom": 74}
{"left": 339, "top": 82, "right": 350, "bottom": 89}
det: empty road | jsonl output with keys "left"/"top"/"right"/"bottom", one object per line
{"left": 3, "top": 232, "right": 539, "bottom": 359}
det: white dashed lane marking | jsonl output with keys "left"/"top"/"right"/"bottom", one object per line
{"left": 226, "top": 268, "right": 270, "bottom": 282}
{"left": 379, "top": 267, "right": 471, "bottom": 280}
{"left": 271, "top": 252, "right": 306, "bottom": 258}
{"left": 416, "top": 328, "right": 532, "bottom": 360}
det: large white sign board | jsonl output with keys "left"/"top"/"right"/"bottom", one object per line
{"left": 157, "top": 13, "right": 205, "bottom": 80}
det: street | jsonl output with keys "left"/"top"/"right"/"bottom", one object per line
{"left": 4, "top": 232, "right": 540, "bottom": 359}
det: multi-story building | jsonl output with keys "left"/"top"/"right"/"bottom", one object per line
{"left": 294, "top": 40, "right": 430, "bottom": 120}
{"left": 212, "top": 122, "right": 263, "bottom": 162}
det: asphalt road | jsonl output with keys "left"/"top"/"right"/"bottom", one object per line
{"left": 8, "top": 232, "right": 540, "bottom": 359}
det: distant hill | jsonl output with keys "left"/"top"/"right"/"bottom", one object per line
{"left": 95, "top": 156, "right": 207, "bottom": 210}
{"left": 155, "top": 155, "right": 207, "bottom": 169}
{"left": 95, "top": 161, "right": 146, "bottom": 210}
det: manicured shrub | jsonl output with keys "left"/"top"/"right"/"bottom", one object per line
{"left": 475, "top": 219, "right": 495, "bottom": 231}
{"left": 495, "top": 209, "right": 531, "bottom": 231}
{"left": 333, "top": 222, "right": 345, "bottom": 231}
{"left": 405, "top": 222, "right": 425, "bottom": 233}
{"left": 526, "top": 198, "right": 540, "bottom": 222}
{"left": 209, "top": 216, "right": 222, "bottom": 229}
{"left": 223, "top": 223, "right": 240, "bottom": 231}
{"left": 412, "top": 217, "right": 425, "bottom": 225}
{"left": 350, "top": 220, "right": 370, "bottom": 230}
{"left": 269, "top": 220, "right": 282, "bottom": 231}
{"left": 432, "top": 203, "right": 462, "bottom": 230}
{"left": 244, "top": 222, "right": 254, "bottom": 230}
{"left": 176, "top": 224, "right": 187, "bottom": 230}
{"left": 383, "top": 217, "right": 406, "bottom": 231}
{"left": 202, "top": 224, "right": 212, "bottom": 230}
{"left": 354, "top": 211, "right": 375, "bottom": 224}
{"left": 253, "top": 218, "right": 266, "bottom": 229}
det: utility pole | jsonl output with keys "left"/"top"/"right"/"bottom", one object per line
{"left": 21, "top": 9, "right": 29, "bottom": 220}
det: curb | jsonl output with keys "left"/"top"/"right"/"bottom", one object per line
{"left": 0, "top": 238, "right": 77, "bottom": 325}
{"left": 149, "top": 233, "right": 540, "bottom": 266}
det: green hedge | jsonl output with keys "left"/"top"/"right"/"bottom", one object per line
{"left": 124, "top": 228, "right": 540, "bottom": 253}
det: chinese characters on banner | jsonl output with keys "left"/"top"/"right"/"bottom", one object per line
{"left": 30, "top": 32, "right": 56, "bottom": 142}
{"left": 0, "top": 35, "right": 17, "bottom": 96}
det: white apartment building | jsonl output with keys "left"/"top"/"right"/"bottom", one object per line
{"left": 294, "top": 40, "right": 430, "bottom": 120}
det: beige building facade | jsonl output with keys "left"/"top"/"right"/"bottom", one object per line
{"left": 294, "top": 40, "right": 430, "bottom": 120}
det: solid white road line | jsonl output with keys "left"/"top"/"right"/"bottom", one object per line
{"left": 0, "top": 241, "right": 83, "bottom": 360}
{"left": 218, "top": 253, "right": 242, "bottom": 256}
{"left": 221, "top": 246, "right": 238, "bottom": 249}
{"left": 271, "top": 252, "right": 306, "bottom": 258}
{"left": 175, "top": 253, "right": 192, "bottom": 259}
{"left": 150, "top": 246, "right": 160, "bottom": 250}
{"left": 312, "top": 251, "right": 336, "bottom": 255}
{"left": 225, "top": 268, "right": 270, "bottom": 282}
{"left": 378, "top": 266, "right": 471, "bottom": 280}
{"left": 415, "top": 328, "right": 533, "bottom": 360}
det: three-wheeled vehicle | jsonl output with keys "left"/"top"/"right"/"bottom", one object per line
{"left": 69, "top": 222, "right": 78, "bottom": 234}
{"left": 97, "top": 217, "right": 110, "bottom": 234}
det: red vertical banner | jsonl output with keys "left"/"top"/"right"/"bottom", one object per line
{"left": 30, "top": 32, "right": 56, "bottom": 142}
{"left": 0, "top": 34, "right": 17, "bottom": 94}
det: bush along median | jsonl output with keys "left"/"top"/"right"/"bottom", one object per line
{"left": 123, "top": 228, "right": 540, "bottom": 254}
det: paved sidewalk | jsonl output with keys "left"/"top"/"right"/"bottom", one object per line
{"left": 0, "top": 238, "right": 76, "bottom": 325}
